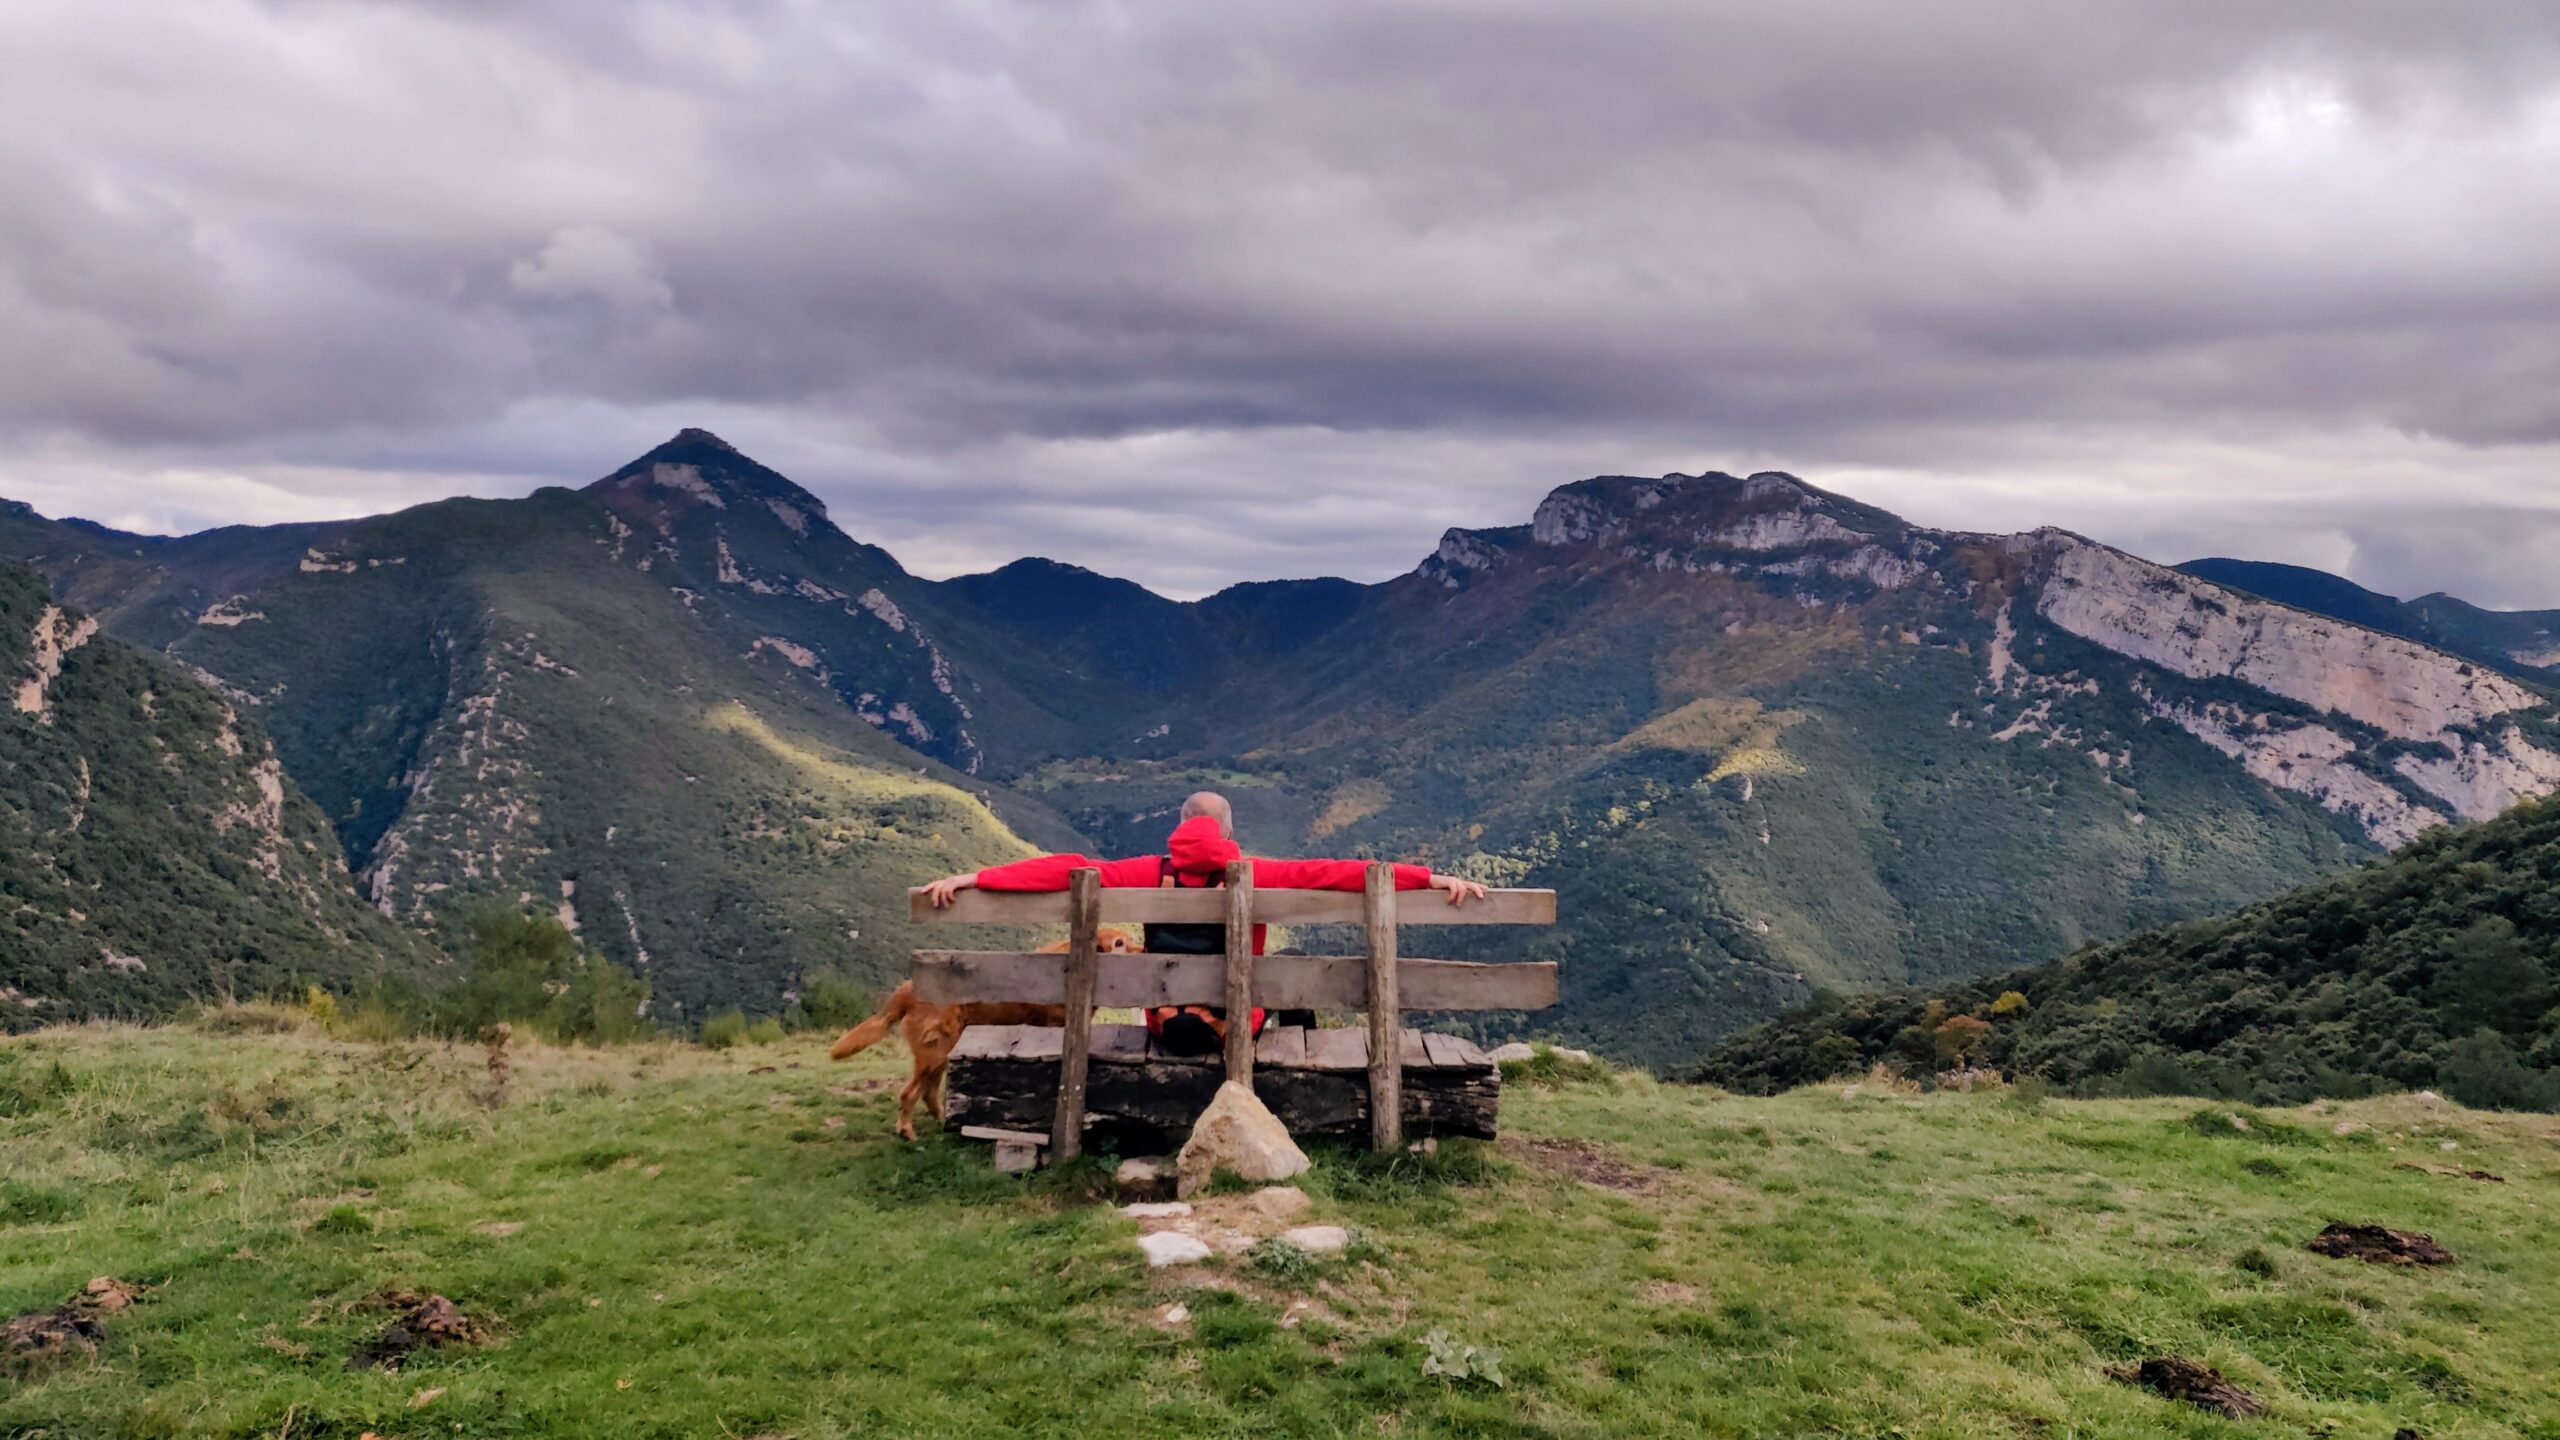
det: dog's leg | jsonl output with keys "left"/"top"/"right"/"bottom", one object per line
{"left": 895, "top": 1072, "right": 925, "bottom": 1142}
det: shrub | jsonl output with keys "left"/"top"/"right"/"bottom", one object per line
{"left": 792, "top": 976, "right": 872, "bottom": 1033}
{"left": 699, "top": 1011, "right": 751, "bottom": 1050}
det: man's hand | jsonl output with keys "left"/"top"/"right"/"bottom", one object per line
{"left": 920, "top": 873, "right": 977, "bottom": 908}
{"left": 1430, "top": 874, "right": 1489, "bottom": 907}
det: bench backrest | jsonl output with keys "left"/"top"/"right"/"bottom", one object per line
{"left": 907, "top": 861, "right": 1558, "bottom": 1156}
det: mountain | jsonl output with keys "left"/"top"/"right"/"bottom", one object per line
{"left": 1685, "top": 791, "right": 2560, "bottom": 1110}
{"left": 2181, "top": 557, "right": 2560, "bottom": 682}
{"left": 0, "top": 562, "right": 436, "bottom": 1027}
{"left": 10, "top": 441, "right": 2560, "bottom": 1059}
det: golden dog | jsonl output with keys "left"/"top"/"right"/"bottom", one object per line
{"left": 829, "top": 927, "right": 1140, "bottom": 1140}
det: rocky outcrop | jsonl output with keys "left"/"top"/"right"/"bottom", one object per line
{"left": 13, "top": 604, "right": 97, "bottom": 723}
{"left": 2034, "top": 537, "right": 2541, "bottom": 742}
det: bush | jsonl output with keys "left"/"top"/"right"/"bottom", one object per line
{"left": 699, "top": 1011, "right": 751, "bottom": 1050}
{"left": 792, "top": 976, "right": 872, "bottom": 1033}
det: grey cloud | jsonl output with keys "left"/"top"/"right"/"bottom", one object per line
{"left": 1, "top": 0, "right": 2557, "bottom": 599}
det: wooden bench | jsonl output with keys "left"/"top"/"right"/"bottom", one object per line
{"left": 910, "top": 862, "right": 1557, "bottom": 1158}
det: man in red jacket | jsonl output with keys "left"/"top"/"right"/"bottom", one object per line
{"left": 918, "top": 790, "right": 1485, "bottom": 1053}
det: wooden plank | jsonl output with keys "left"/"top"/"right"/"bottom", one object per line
{"left": 1051, "top": 869, "right": 1100, "bottom": 1160}
{"left": 1443, "top": 1034, "right": 1493, "bottom": 1069}
{"left": 1421, "top": 1031, "right": 1469, "bottom": 1070}
{"left": 1364, "top": 862, "right": 1402, "bottom": 1152}
{"left": 913, "top": 952, "right": 1558, "bottom": 1011}
{"left": 1092, "top": 1023, "right": 1150, "bottom": 1062}
{"left": 1400, "top": 1028, "right": 1429, "bottom": 1070}
{"left": 1304, "top": 1026, "right": 1369, "bottom": 1072}
{"left": 1224, "top": 859, "right": 1256, "bottom": 1084}
{"left": 913, "top": 886, "right": 1557, "bottom": 927}
{"left": 1256, "top": 1024, "right": 1309, "bottom": 1069}
{"left": 958, "top": 1125, "right": 1049, "bottom": 1146}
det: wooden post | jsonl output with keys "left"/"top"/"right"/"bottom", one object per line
{"left": 1051, "top": 867, "right": 1101, "bottom": 1160}
{"left": 1224, "top": 858, "right": 1255, "bottom": 1084}
{"left": 1363, "top": 861, "right": 1402, "bottom": 1151}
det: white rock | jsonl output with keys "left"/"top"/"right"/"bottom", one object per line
{"left": 1160, "top": 1303, "right": 1190, "bottom": 1326}
{"left": 1138, "top": 1231, "right": 1214, "bottom": 1268}
{"left": 1115, "top": 1155, "right": 1176, "bottom": 1200}
{"left": 1247, "top": 1186, "right": 1312, "bottom": 1222}
{"left": 1176, "top": 1082, "right": 1310, "bottom": 1198}
{"left": 1122, "top": 1201, "right": 1192, "bottom": 1219}
{"left": 1490, "top": 1042, "right": 1595, "bottom": 1065}
{"left": 1279, "top": 1225, "right": 1351, "bottom": 1255}
{"left": 2332, "top": 1120, "right": 2367, "bottom": 1137}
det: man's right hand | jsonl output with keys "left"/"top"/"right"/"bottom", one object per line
{"left": 1430, "top": 874, "right": 1489, "bottom": 906}
{"left": 920, "top": 873, "right": 976, "bottom": 908}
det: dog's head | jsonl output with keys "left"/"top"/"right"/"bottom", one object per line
{"left": 1035, "top": 926, "right": 1144, "bottom": 955}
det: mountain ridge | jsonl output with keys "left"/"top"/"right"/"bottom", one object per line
{"left": 9, "top": 436, "right": 2560, "bottom": 1056}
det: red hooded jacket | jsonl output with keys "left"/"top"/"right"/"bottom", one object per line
{"left": 971, "top": 814, "right": 1435, "bottom": 957}
{"left": 976, "top": 816, "right": 1434, "bottom": 1043}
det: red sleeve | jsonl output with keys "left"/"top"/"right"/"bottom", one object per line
{"left": 1245, "top": 858, "right": 1433, "bottom": 891}
{"left": 974, "top": 854, "right": 1164, "bottom": 890}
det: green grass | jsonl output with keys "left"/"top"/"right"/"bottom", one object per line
{"left": 6, "top": 1023, "right": 2559, "bottom": 1438}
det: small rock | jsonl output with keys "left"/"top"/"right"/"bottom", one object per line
{"left": 2413, "top": 1089, "right": 2444, "bottom": 1107}
{"left": 1138, "top": 1231, "right": 1214, "bottom": 1268}
{"left": 992, "top": 1141, "right": 1040, "bottom": 1175}
{"left": 1115, "top": 1155, "right": 1176, "bottom": 1202}
{"left": 1176, "top": 1082, "right": 1310, "bottom": 1198}
{"left": 1279, "top": 1225, "right": 1351, "bottom": 1255}
{"left": 2332, "top": 1120, "right": 2366, "bottom": 1136}
{"left": 2439, "top": 1140, "right": 2459, "bottom": 1152}
{"left": 1159, "top": 1303, "right": 1190, "bottom": 1326}
{"left": 1247, "top": 1186, "right": 1312, "bottom": 1222}
{"left": 1122, "top": 1201, "right": 1193, "bottom": 1219}
{"left": 2226, "top": 1113, "right": 2250, "bottom": 1131}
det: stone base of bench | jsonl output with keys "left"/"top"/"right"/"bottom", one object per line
{"left": 945, "top": 1024, "right": 1500, "bottom": 1146}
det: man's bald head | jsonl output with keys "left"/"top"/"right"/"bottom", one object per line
{"left": 1180, "top": 790, "right": 1234, "bottom": 837}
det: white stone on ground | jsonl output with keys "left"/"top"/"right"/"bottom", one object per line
{"left": 1489, "top": 1042, "right": 1594, "bottom": 1065}
{"left": 1279, "top": 1225, "right": 1351, "bottom": 1255}
{"left": 1247, "top": 1186, "right": 1311, "bottom": 1222}
{"left": 1176, "top": 1081, "right": 1310, "bottom": 1198}
{"left": 1115, "top": 1155, "right": 1176, "bottom": 1200}
{"left": 1122, "top": 1201, "right": 1192, "bottom": 1219}
{"left": 1138, "top": 1231, "right": 1214, "bottom": 1268}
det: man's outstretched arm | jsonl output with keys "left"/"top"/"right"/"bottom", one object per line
{"left": 919, "top": 852, "right": 1164, "bottom": 906}
{"left": 1248, "top": 858, "right": 1489, "bottom": 906}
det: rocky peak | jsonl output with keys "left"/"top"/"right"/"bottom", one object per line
{"left": 586, "top": 429, "right": 834, "bottom": 539}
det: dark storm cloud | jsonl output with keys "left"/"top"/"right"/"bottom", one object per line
{"left": 2, "top": 0, "right": 2557, "bottom": 598}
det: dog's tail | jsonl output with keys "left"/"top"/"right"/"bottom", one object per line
{"left": 829, "top": 981, "right": 916, "bottom": 1061}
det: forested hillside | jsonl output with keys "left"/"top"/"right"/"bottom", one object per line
{"left": 0, "top": 564, "right": 436, "bottom": 1027}
{"left": 1688, "top": 794, "right": 2560, "bottom": 1109}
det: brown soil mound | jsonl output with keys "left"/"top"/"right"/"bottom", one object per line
{"left": 1507, "top": 1137, "right": 1656, "bottom": 1192}
{"left": 4, "top": 1277, "right": 145, "bottom": 1370}
{"left": 2305, "top": 1222, "right": 2457, "bottom": 1267}
{"left": 347, "top": 1290, "right": 488, "bottom": 1370}
{"left": 2107, "top": 1356, "right": 2264, "bottom": 1418}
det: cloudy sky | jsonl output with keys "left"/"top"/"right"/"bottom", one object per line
{"left": 4, "top": 2, "right": 2558, "bottom": 602}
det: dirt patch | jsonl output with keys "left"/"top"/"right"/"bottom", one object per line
{"left": 1508, "top": 1137, "right": 1658, "bottom": 1193}
{"left": 1644, "top": 1280, "right": 1701, "bottom": 1304}
{"left": 2305, "top": 1222, "right": 2457, "bottom": 1267}
{"left": 4, "top": 1276, "right": 143, "bottom": 1370}
{"left": 2393, "top": 1162, "right": 2505, "bottom": 1183}
{"left": 2107, "top": 1356, "right": 2264, "bottom": 1418}
{"left": 347, "top": 1290, "right": 489, "bottom": 1371}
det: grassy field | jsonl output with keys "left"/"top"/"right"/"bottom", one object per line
{"left": 4, "top": 1022, "right": 2557, "bottom": 1439}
